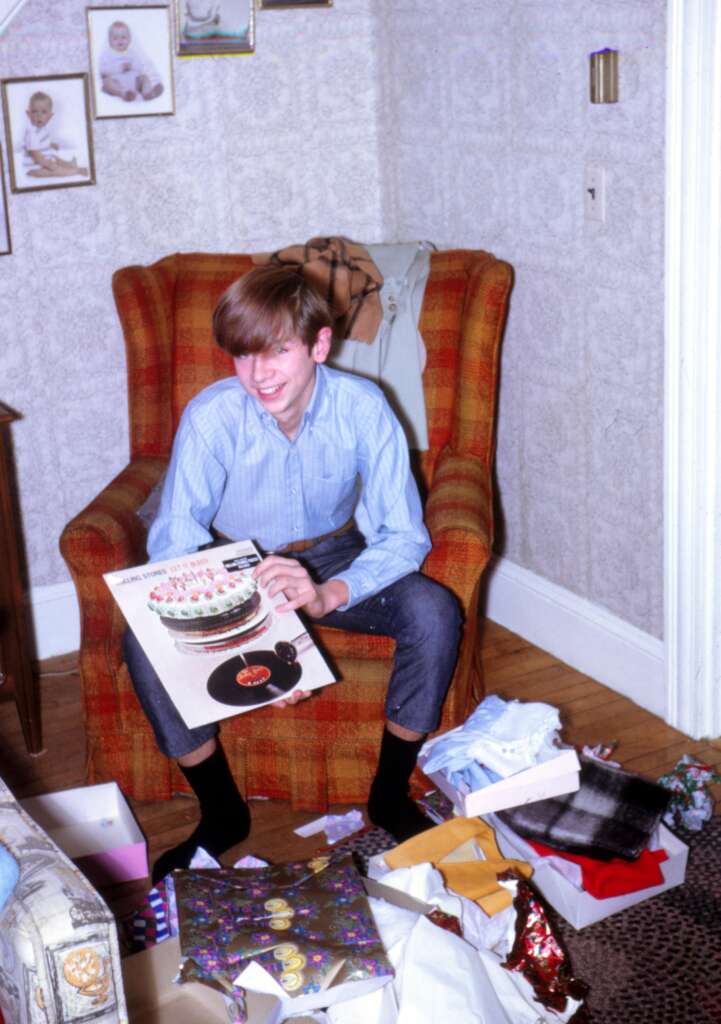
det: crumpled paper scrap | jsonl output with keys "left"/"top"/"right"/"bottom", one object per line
{"left": 294, "top": 809, "right": 366, "bottom": 845}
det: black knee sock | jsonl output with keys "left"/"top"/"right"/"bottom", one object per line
{"left": 152, "top": 742, "right": 251, "bottom": 884}
{"left": 367, "top": 728, "right": 434, "bottom": 843}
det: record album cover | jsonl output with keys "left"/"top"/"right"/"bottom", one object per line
{"left": 104, "top": 540, "right": 336, "bottom": 729}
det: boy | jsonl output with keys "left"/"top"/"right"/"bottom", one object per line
{"left": 124, "top": 266, "right": 461, "bottom": 882}
{"left": 99, "top": 21, "right": 163, "bottom": 103}
{"left": 23, "top": 92, "right": 89, "bottom": 179}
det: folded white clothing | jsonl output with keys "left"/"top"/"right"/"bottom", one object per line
{"left": 422, "top": 695, "right": 563, "bottom": 783}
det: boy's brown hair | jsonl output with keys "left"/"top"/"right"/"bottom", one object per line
{"left": 213, "top": 265, "right": 334, "bottom": 356}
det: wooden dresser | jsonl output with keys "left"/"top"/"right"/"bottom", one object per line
{"left": 0, "top": 402, "right": 42, "bottom": 754}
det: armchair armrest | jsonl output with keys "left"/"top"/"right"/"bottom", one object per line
{"left": 60, "top": 456, "right": 167, "bottom": 580}
{"left": 423, "top": 448, "right": 494, "bottom": 606}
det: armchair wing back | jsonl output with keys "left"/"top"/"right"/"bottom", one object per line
{"left": 60, "top": 249, "right": 512, "bottom": 811}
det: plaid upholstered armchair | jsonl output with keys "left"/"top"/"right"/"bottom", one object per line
{"left": 60, "top": 249, "right": 512, "bottom": 811}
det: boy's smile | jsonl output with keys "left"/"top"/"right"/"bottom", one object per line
{"left": 233, "top": 329, "right": 331, "bottom": 440}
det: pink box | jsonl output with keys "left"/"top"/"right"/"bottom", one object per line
{"left": 21, "top": 781, "right": 148, "bottom": 886}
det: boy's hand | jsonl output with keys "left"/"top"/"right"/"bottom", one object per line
{"left": 253, "top": 555, "right": 348, "bottom": 618}
{"left": 273, "top": 688, "right": 312, "bottom": 709}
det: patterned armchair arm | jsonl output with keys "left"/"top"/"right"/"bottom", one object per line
{"left": 423, "top": 447, "right": 494, "bottom": 607}
{"left": 60, "top": 456, "right": 167, "bottom": 583}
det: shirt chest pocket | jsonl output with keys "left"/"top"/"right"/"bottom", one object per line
{"left": 303, "top": 448, "right": 359, "bottom": 519}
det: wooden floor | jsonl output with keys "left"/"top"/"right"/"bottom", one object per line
{"left": 2, "top": 618, "right": 720, "bottom": 924}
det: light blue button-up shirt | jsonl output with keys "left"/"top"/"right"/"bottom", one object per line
{"left": 147, "top": 364, "right": 431, "bottom": 609}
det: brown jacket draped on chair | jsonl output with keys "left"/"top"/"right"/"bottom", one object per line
{"left": 252, "top": 236, "right": 384, "bottom": 343}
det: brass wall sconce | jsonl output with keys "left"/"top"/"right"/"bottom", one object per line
{"left": 590, "top": 48, "right": 619, "bottom": 103}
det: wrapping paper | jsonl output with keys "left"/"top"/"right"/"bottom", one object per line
{"left": 366, "top": 863, "right": 587, "bottom": 1024}
{"left": 500, "top": 871, "right": 588, "bottom": 1019}
{"left": 174, "top": 854, "right": 393, "bottom": 1009}
{"left": 383, "top": 817, "right": 532, "bottom": 915}
{"left": 659, "top": 755, "right": 721, "bottom": 831}
{"left": 125, "top": 878, "right": 177, "bottom": 953}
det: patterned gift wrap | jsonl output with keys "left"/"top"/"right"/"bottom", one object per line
{"left": 174, "top": 853, "right": 393, "bottom": 1001}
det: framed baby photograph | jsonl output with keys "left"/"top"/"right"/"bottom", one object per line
{"left": 87, "top": 5, "right": 175, "bottom": 119}
{"left": 1, "top": 73, "right": 96, "bottom": 193}
{"left": 0, "top": 146, "right": 11, "bottom": 255}
{"left": 174, "top": 0, "right": 255, "bottom": 57}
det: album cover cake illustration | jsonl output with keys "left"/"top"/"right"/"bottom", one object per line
{"left": 104, "top": 540, "right": 335, "bottom": 729}
{"left": 146, "top": 567, "right": 271, "bottom": 654}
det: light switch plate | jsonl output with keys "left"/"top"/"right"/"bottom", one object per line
{"left": 584, "top": 163, "right": 606, "bottom": 223}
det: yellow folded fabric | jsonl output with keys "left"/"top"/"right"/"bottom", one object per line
{"left": 384, "top": 817, "right": 532, "bottom": 915}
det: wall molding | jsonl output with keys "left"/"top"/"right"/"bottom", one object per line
{"left": 483, "top": 557, "right": 666, "bottom": 720}
{"left": 33, "top": 563, "right": 668, "bottom": 724}
{"left": 664, "top": 0, "right": 721, "bottom": 739}
{"left": 29, "top": 582, "right": 80, "bottom": 662}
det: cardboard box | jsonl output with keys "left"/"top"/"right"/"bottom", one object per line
{"left": 489, "top": 814, "right": 688, "bottom": 929}
{"left": 20, "top": 781, "right": 148, "bottom": 886}
{"left": 419, "top": 746, "right": 581, "bottom": 818}
{"left": 122, "top": 938, "right": 230, "bottom": 1023}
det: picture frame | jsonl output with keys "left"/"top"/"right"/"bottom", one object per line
{"left": 0, "top": 0, "right": 30, "bottom": 36}
{"left": 87, "top": 5, "right": 175, "bottom": 119}
{"left": 1, "top": 73, "right": 96, "bottom": 194}
{"left": 0, "top": 145, "right": 11, "bottom": 255}
{"left": 174, "top": 0, "right": 255, "bottom": 57}
{"left": 258, "top": 0, "right": 332, "bottom": 8}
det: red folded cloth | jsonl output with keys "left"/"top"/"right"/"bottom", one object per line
{"left": 528, "top": 840, "right": 668, "bottom": 899}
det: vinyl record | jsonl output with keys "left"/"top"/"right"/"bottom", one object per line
{"left": 207, "top": 649, "right": 303, "bottom": 707}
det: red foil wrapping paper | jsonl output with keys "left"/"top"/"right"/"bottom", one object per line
{"left": 499, "top": 870, "right": 589, "bottom": 1023}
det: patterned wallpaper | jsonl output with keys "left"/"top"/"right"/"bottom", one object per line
{"left": 378, "top": 0, "right": 666, "bottom": 638}
{"left": 0, "top": 0, "right": 385, "bottom": 588}
{"left": 0, "top": 0, "right": 665, "bottom": 641}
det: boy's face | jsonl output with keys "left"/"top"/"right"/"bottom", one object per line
{"left": 27, "top": 97, "right": 52, "bottom": 128}
{"left": 233, "top": 329, "right": 331, "bottom": 434}
{"left": 109, "top": 23, "right": 131, "bottom": 50}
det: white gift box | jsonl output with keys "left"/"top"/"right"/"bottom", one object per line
{"left": 489, "top": 813, "right": 688, "bottom": 929}
{"left": 20, "top": 781, "right": 148, "bottom": 886}
{"left": 419, "top": 745, "right": 581, "bottom": 817}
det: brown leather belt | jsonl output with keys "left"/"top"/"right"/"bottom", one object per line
{"left": 277, "top": 518, "right": 355, "bottom": 555}
{"left": 213, "top": 517, "right": 354, "bottom": 556}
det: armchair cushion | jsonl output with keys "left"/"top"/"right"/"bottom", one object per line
{"left": 60, "top": 248, "right": 512, "bottom": 811}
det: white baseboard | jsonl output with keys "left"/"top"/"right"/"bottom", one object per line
{"left": 29, "top": 563, "right": 667, "bottom": 722}
{"left": 483, "top": 557, "right": 667, "bottom": 720}
{"left": 29, "top": 581, "right": 80, "bottom": 661}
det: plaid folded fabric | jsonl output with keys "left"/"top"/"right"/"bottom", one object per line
{"left": 497, "top": 756, "right": 671, "bottom": 861}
